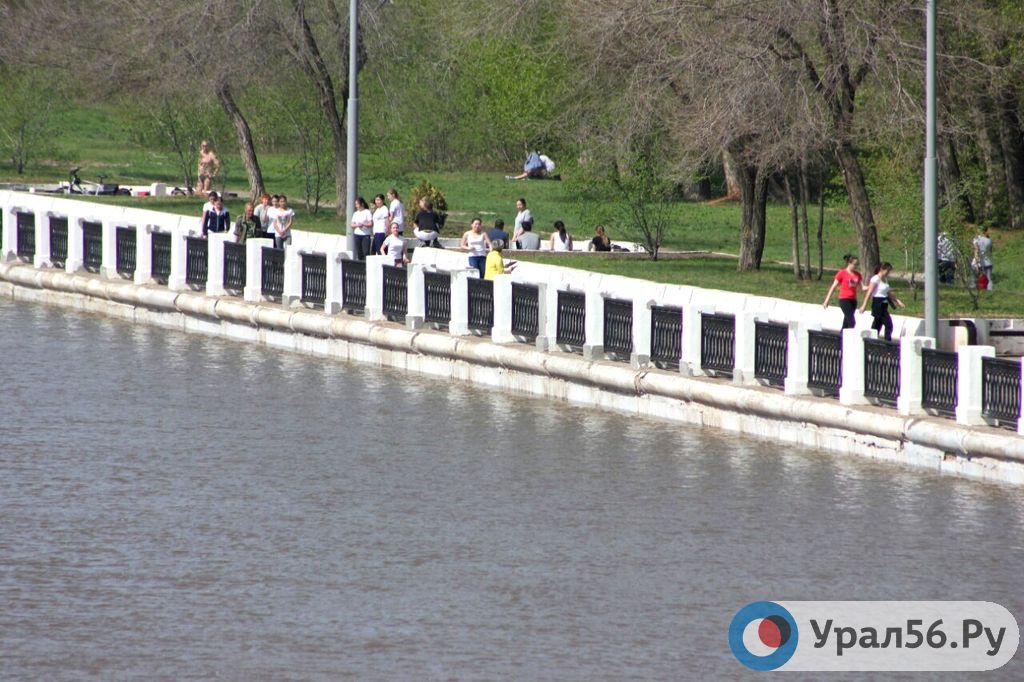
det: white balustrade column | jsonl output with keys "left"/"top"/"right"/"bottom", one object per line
{"left": 206, "top": 233, "right": 231, "bottom": 296}
{"left": 538, "top": 282, "right": 558, "bottom": 352}
{"left": 282, "top": 246, "right": 302, "bottom": 306}
{"left": 955, "top": 345, "right": 996, "bottom": 426}
{"left": 1, "top": 204, "right": 16, "bottom": 262}
{"left": 66, "top": 217, "right": 86, "bottom": 273}
{"left": 734, "top": 311, "right": 760, "bottom": 385}
{"left": 243, "top": 238, "right": 274, "bottom": 302}
{"left": 784, "top": 321, "right": 813, "bottom": 395}
{"left": 681, "top": 304, "right": 712, "bottom": 376}
{"left": 1018, "top": 361, "right": 1024, "bottom": 437}
{"left": 450, "top": 269, "right": 476, "bottom": 336}
{"left": 134, "top": 225, "right": 154, "bottom": 285}
{"left": 839, "top": 328, "right": 877, "bottom": 405}
{"left": 168, "top": 232, "right": 188, "bottom": 290}
{"left": 896, "top": 336, "right": 935, "bottom": 415}
{"left": 491, "top": 275, "right": 515, "bottom": 344}
{"left": 364, "top": 255, "right": 390, "bottom": 321}
{"left": 405, "top": 263, "right": 426, "bottom": 329}
{"left": 99, "top": 219, "right": 118, "bottom": 278}
{"left": 631, "top": 299, "right": 653, "bottom": 369}
{"left": 583, "top": 286, "right": 605, "bottom": 360}
{"left": 33, "top": 209, "right": 51, "bottom": 268}
{"left": 324, "top": 251, "right": 347, "bottom": 314}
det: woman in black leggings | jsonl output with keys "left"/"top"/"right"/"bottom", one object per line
{"left": 822, "top": 254, "right": 865, "bottom": 329}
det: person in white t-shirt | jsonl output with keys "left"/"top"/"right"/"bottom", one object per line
{"left": 858, "top": 261, "right": 904, "bottom": 341}
{"left": 387, "top": 188, "right": 404, "bottom": 235}
{"left": 381, "top": 222, "right": 407, "bottom": 266}
{"left": 370, "top": 193, "right": 390, "bottom": 255}
{"left": 265, "top": 195, "right": 281, "bottom": 241}
{"left": 973, "top": 225, "right": 993, "bottom": 290}
{"left": 253, "top": 193, "right": 273, "bottom": 239}
{"left": 272, "top": 195, "right": 295, "bottom": 248}
{"left": 512, "top": 198, "right": 532, "bottom": 242}
{"left": 350, "top": 196, "right": 373, "bottom": 260}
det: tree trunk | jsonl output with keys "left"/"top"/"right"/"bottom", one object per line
{"left": 216, "top": 81, "right": 265, "bottom": 200}
{"left": 784, "top": 172, "right": 802, "bottom": 278}
{"left": 976, "top": 98, "right": 1006, "bottom": 223}
{"left": 937, "top": 134, "right": 975, "bottom": 223}
{"left": 722, "top": 150, "right": 742, "bottom": 201}
{"left": 997, "top": 83, "right": 1024, "bottom": 229}
{"left": 798, "top": 157, "right": 812, "bottom": 279}
{"left": 737, "top": 162, "right": 768, "bottom": 271}
{"left": 834, "top": 141, "right": 881, "bottom": 275}
{"left": 817, "top": 168, "right": 825, "bottom": 280}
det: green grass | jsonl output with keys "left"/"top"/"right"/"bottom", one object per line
{"left": 5, "top": 102, "right": 1023, "bottom": 317}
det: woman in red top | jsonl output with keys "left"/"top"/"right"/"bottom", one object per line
{"left": 822, "top": 254, "right": 865, "bottom": 329}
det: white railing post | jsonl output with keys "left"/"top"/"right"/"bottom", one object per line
{"left": 784, "top": 320, "right": 813, "bottom": 395}
{"left": 406, "top": 263, "right": 426, "bottom": 329}
{"left": 168, "top": 232, "right": 189, "bottom": 290}
{"left": 134, "top": 225, "right": 153, "bottom": 285}
{"left": 450, "top": 269, "right": 476, "bottom": 336}
{"left": 537, "top": 282, "right": 558, "bottom": 352}
{"left": 1, "top": 204, "right": 16, "bottom": 262}
{"left": 631, "top": 299, "right": 653, "bottom": 368}
{"left": 206, "top": 233, "right": 230, "bottom": 296}
{"left": 99, "top": 218, "right": 118, "bottom": 278}
{"left": 897, "top": 336, "right": 935, "bottom": 415}
{"left": 734, "top": 311, "right": 760, "bottom": 385}
{"left": 243, "top": 237, "right": 273, "bottom": 302}
{"left": 325, "top": 251, "right": 346, "bottom": 314}
{"left": 955, "top": 345, "right": 996, "bottom": 426}
{"left": 1018, "top": 361, "right": 1024, "bottom": 437}
{"left": 681, "top": 303, "right": 711, "bottom": 376}
{"left": 491, "top": 274, "right": 515, "bottom": 344}
{"left": 365, "top": 255, "right": 389, "bottom": 321}
{"left": 282, "top": 245, "right": 301, "bottom": 306}
{"left": 33, "top": 209, "right": 51, "bottom": 268}
{"left": 583, "top": 285, "right": 604, "bottom": 360}
{"left": 839, "top": 328, "right": 877, "bottom": 405}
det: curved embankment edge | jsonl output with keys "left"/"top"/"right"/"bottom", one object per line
{"left": 3, "top": 260, "right": 1023, "bottom": 486}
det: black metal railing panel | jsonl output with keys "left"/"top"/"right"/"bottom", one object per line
{"left": 82, "top": 221, "right": 103, "bottom": 272}
{"left": 556, "top": 289, "right": 586, "bottom": 348}
{"left": 223, "top": 241, "right": 247, "bottom": 292}
{"left": 49, "top": 217, "right": 68, "bottom": 267}
{"left": 921, "top": 348, "right": 958, "bottom": 415}
{"left": 342, "top": 259, "right": 366, "bottom": 313}
{"left": 261, "top": 246, "right": 285, "bottom": 298}
{"left": 808, "top": 330, "right": 842, "bottom": 396}
{"left": 603, "top": 297, "right": 633, "bottom": 358}
{"left": 300, "top": 252, "right": 326, "bottom": 307}
{"left": 511, "top": 282, "right": 539, "bottom": 341}
{"left": 423, "top": 270, "right": 451, "bottom": 325}
{"left": 184, "top": 236, "right": 208, "bottom": 286}
{"left": 863, "top": 338, "right": 901, "bottom": 405}
{"left": 115, "top": 226, "right": 136, "bottom": 277}
{"left": 700, "top": 312, "right": 735, "bottom": 375}
{"left": 754, "top": 321, "right": 788, "bottom": 386}
{"left": 151, "top": 232, "right": 171, "bottom": 283}
{"left": 382, "top": 264, "right": 408, "bottom": 320}
{"left": 16, "top": 211, "right": 35, "bottom": 261}
{"left": 650, "top": 305, "right": 682, "bottom": 368}
{"left": 467, "top": 277, "right": 494, "bottom": 332}
{"left": 982, "top": 357, "right": 1021, "bottom": 427}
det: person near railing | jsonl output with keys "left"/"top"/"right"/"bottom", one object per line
{"left": 371, "top": 194, "right": 390, "bottom": 255}
{"left": 487, "top": 218, "right": 509, "bottom": 244}
{"left": 201, "top": 195, "right": 230, "bottom": 237}
{"left": 232, "top": 202, "right": 262, "bottom": 244}
{"left": 822, "top": 254, "right": 866, "bottom": 329}
{"left": 514, "top": 219, "right": 540, "bottom": 250}
{"left": 387, "top": 188, "right": 404, "bottom": 235}
{"left": 254, "top": 193, "right": 273, "bottom": 240}
{"left": 461, "top": 218, "right": 492, "bottom": 277}
{"left": 272, "top": 195, "right": 294, "bottom": 248}
{"left": 859, "top": 262, "right": 905, "bottom": 341}
{"left": 381, "top": 222, "right": 407, "bottom": 267}
{"left": 484, "top": 239, "right": 516, "bottom": 280}
{"left": 549, "top": 220, "right": 573, "bottom": 252}
{"left": 412, "top": 198, "right": 441, "bottom": 248}
{"left": 351, "top": 196, "right": 373, "bottom": 259}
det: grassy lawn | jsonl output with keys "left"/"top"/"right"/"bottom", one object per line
{"left": 5, "top": 103, "right": 1023, "bottom": 318}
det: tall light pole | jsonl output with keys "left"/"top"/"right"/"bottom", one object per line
{"left": 924, "top": 0, "right": 939, "bottom": 338}
{"left": 345, "top": 0, "right": 359, "bottom": 253}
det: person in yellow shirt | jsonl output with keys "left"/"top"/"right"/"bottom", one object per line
{"left": 484, "top": 239, "right": 516, "bottom": 280}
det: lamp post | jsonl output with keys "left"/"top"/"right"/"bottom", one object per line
{"left": 345, "top": 0, "right": 359, "bottom": 253}
{"left": 924, "top": 0, "right": 938, "bottom": 339}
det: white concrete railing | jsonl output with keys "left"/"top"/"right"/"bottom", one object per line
{"left": 2, "top": 190, "right": 1021, "bottom": 435}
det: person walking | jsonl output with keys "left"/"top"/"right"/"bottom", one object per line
{"left": 973, "top": 226, "right": 993, "bottom": 290}
{"left": 859, "top": 262, "right": 905, "bottom": 341}
{"left": 461, "top": 218, "right": 492, "bottom": 277}
{"left": 371, "top": 193, "right": 390, "bottom": 255}
{"left": 822, "top": 254, "right": 865, "bottom": 329}
{"left": 196, "top": 140, "right": 220, "bottom": 194}
{"left": 387, "top": 188, "right": 404, "bottom": 235}
{"left": 350, "top": 196, "right": 373, "bottom": 260}
{"left": 549, "top": 220, "right": 572, "bottom": 252}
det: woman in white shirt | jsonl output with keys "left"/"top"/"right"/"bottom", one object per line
{"left": 511, "top": 197, "right": 532, "bottom": 243}
{"left": 460, "top": 218, "right": 492, "bottom": 277}
{"left": 350, "top": 196, "right": 373, "bottom": 260}
{"left": 370, "top": 194, "right": 390, "bottom": 255}
{"left": 858, "top": 262, "right": 904, "bottom": 341}
{"left": 387, "top": 188, "right": 404, "bottom": 235}
{"left": 272, "top": 195, "right": 295, "bottom": 248}
{"left": 549, "top": 220, "right": 572, "bottom": 252}
{"left": 381, "top": 222, "right": 407, "bottom": 266}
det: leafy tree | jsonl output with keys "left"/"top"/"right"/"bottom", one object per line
{"left": 0, "top": 67, "right": 58, "bottom": 174}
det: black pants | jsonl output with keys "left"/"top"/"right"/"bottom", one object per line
{"left": 370, "top": 232, "right": 387, "bottom": 256}
{"left": 870, "top": 298, "right": 893, "bottom": 341}
{"left": 354, "top": 234, "right": 371, "bottom": 261}
{"left": 839, "top": 298, "right": 857, "bottom": 329}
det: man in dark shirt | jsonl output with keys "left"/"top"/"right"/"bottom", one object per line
{"left": 487, "top": 219, "right": 509, "bottom": 245}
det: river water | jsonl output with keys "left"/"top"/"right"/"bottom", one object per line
{"left": 1, "top": 297, "right": 1022, "bottom": 680}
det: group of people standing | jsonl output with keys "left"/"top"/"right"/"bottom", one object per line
{"left": 201, "top": 191, "right": 295, "bottom": 248}
{"left": 823, "top": 254, "right": 905, "bottom": 341}
{"left": 350, "top": 188, "right": 407, "bottom": 263}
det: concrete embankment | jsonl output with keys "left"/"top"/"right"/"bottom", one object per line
{"left": 3, "top": 260, "right": 1023, "bottom": 486}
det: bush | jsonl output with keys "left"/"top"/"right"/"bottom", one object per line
{"left": 409, "top": 180, "right": 448, "bottom": 228}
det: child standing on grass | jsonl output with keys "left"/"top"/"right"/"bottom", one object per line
{"left": 859, "top": 262, "right": 905, "bottom": 341}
